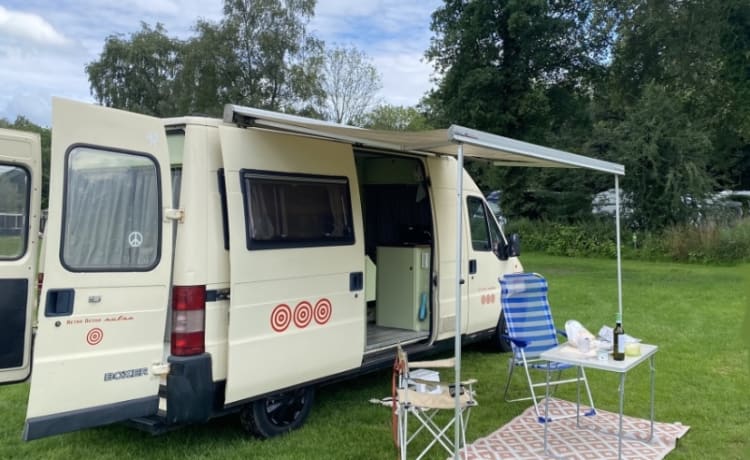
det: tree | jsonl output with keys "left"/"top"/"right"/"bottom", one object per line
{"left": 424, "top": 0, "right": 614, "bottom": 219}
{"left": 360, "top": 105, "right": 431, "bottom": 131}
{"left": 319, "top": 45, "right": 381, "bottom": 125}
{"left": 86, "top": 1, "right": 324, "bottom": 117}
{"left": 86, "top": 23, "right": 183, "bottom": 117}
{"left": 596, "top": 84, "right": 714, "bottom": 230}
{"left": 604, "top": 0, "right": 750, "bottom": 190}
{"left": 218, "top": 0, "right": 324, "bottom": 112}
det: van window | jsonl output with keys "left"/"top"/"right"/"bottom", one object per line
{"left": 241, "top": 170, "right": 354, "bottom": 249}
{"left": 468, "top": 196, "right": 500, "bottom": 251}
{"left": 0, "top": 164, "right": 29, "bottom": 260}
{"left": 62, "top": 147, "right": 161, "bottom": 271}
{"left": 167, "top": 130, "right": 184, "bottom": 207}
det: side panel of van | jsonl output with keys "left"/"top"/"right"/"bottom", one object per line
{"left": 219, "top": 126, "right": 365, "bottom": 404}
{"left": 24, "top": 99, "right": 174, "bottom": 440}
{"left": 0, "top": 129, "right": 41, "bottom": 385}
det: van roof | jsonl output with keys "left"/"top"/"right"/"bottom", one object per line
{"left": 222, "top": 105, "right": 625, "bottom": 176}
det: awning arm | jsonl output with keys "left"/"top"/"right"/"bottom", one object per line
{"left": 615, "top": 175, "right": 623, "bottom": 320}
{"left": 453, "top": 142, "right": 464, "bottom": 459}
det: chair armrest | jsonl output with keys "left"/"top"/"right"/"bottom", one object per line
{"left": 502, "top": 334, "right": 529, "bottom": 348}
{"left": 410, "top": 357, "right": 456, "bottom": 368}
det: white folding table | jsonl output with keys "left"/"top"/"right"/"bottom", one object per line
{"left": 540, "top": 343, "right": 658, "bottom": 459}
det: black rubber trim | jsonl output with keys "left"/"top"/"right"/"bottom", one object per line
{"left": 166, "top": 354, "right": 213, "bottom": 424}
{"left": 23, "top": 396, "right": 158, "bottom": 440}
{"left": 0, "top": 279, "right": 28, "bottom": 368}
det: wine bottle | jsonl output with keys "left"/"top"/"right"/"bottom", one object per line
{"left": 613, "top": 313, "right": 625, "bottom": 361}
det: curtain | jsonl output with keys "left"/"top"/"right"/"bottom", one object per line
{"left": 62, "top": 149, "right": 160, "bottom": 270}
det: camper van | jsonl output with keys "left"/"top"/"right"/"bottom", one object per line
{"left": 0, "top": 98, "right": 622, "bottom": 441}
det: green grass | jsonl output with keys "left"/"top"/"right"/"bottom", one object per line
{"left": 1, "top": 253, "right": 749, "bottom": 459}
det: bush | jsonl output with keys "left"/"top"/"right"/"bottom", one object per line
{"left": 505, "top": 218, "right": 617, "bottom": 258}
{"left": 505, "top": 217, "right": 750, "bottom": 264}
{"left": 660, "top": 220, "right": 750, "bottom": 264}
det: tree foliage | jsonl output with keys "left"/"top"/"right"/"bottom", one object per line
{"left": 598, "top": 84, "right": 714, "bottom": 229}
{"left": 319, "top": 45, "right": 381, "bottom": 125}
{"left": 218, "top": 0, "right": 323, "bottom": 112}
{"left": 426, "top": 0, "right": 750, "bottom": 231}
{"left": 86, "top": 23, "right": 182, "bottom": 117}
{"left": 86, "top": 1, "right": 324, "bottom": 117}
{"left": 425, "top": 0, "right": 613, "bottom": 221}
{"left": 360, "top": 105, "right": 432, "bottom": 131}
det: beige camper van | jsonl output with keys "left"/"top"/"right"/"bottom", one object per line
{"left": 0, "top": 98, "right": 622, "bottom": 440}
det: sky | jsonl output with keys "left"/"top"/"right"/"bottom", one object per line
{"left": 0, "top": 0, "right": 443, "bottom": 127}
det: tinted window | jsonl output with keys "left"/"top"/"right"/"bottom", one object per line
{"left": 62, "top": 147, "right": 161, "bottom": 271}
{"left": 0, "top": 164, "right": 29, "bottom": 260}
{"left": 241, "top": 170, "right": 354, "bottom": 249}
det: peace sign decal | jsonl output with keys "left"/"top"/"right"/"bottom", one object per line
{"left": 128, "top": 231, "right": 144, "bottom": 248}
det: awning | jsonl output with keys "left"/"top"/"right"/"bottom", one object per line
{"left": 223, "top": 105, "right": 624, "bottom": 175}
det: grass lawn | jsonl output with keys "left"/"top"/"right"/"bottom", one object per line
{"left": 1, "top": 253, "right": 748, "bottom": 459}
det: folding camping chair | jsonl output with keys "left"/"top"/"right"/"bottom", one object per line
{"left": 392, "top": 346, "right": 477, "bottom": 460}
{"left": 499, "top": 272, "right": 595, "bottom": 422}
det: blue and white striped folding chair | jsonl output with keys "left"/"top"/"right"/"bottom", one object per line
{"left": 500, "top": 273, "right": 595, "bottom": 422}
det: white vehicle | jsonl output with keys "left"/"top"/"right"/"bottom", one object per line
{"left": 0, "top": 98, "right": 622, "bottom": 440}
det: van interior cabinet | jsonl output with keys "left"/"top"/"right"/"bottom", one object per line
{"left": 375, "top": 245, "right": 430, "bottom": 332}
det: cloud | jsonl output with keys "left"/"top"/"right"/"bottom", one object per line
{"left": 0, "top": 6, "right": 70, "bottom": 47}
{"left": 312, "top": 0, "right": 441, "bottom": 107}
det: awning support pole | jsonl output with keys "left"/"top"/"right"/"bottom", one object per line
{"left": 453, "top": 143, "right": 464, "bottom": 458}
{"left": 615, "top": 175, "right": 623, "bottom": 319}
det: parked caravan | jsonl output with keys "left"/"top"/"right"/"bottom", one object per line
{"left": 0, "top": 98, "right": 623, "bottom": 440}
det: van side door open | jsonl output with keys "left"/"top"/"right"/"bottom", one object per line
{"left": 218, "top": 126, "right": 365, "bottom": 405}
{"left": 0, "top": 129, "right": 41, "bottom": 385}
{"left": 23, "top": 99, "right": 174, "bottom": 440}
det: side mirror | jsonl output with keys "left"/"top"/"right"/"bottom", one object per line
{"left": 494, "top": 233, "right": 521, "bottom": 260}
{"left": 508, "top": 233, "right": 521, "bottom": 257}
{"left": 494, "top": 239, "right": 509, "bottom": 261}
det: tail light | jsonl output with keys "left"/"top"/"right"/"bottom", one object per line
{"left": 37, "top": 273, "right": 44, "bottom": 293}
{"left": 171, "top": 285, "right": 206, "bottom": 356}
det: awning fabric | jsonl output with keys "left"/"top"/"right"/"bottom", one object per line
{"left": 223, "top": 105, "right": 624, "bottom": 176}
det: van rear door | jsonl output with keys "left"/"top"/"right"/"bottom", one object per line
{"left": 23, "top": 98, "right": 174, "bottom": 440}
{"left": 0, "top": 129, "right": 41, "bottom": 385}
{"left": 218, "top": 125, "right": 365, "bottom": 404}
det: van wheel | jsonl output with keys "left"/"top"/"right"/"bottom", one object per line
{"left": 494, "top": 310, "right": 512, "bottom": 353}
{"left": 240, "top": 386, "right": 315, "bottom": 438}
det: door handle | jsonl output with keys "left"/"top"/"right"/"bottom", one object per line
{"left": 349, "top": 272, "right": 364, "bottom": 292}
{"left": 45, "top": 289, "right": 75, "bottom": 317}
{"left": 468, "top": 259, "right": 477, "bottom": 274}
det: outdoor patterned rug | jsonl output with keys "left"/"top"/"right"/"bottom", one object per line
{"left": 458, "top": 398, "right": 690, "bottom": 459}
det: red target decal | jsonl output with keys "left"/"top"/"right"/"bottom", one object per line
{"left": 271, "top": 304, "right": 292, "bottom": 332}
{"left": 294, "top": 301, "right": 313, "bottom": 328}
{"left": 314, "top": 298, "right": 332, "bottom": 325}
{"left": 86, "top": 328, "right": 104, "bottom": 346}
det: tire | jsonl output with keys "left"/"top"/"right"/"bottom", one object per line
{"left": 240, "top": 386, "right": 315, "bottom": 438}
{"left": 494, "top": 310, "right": 513, "bottom": 353}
